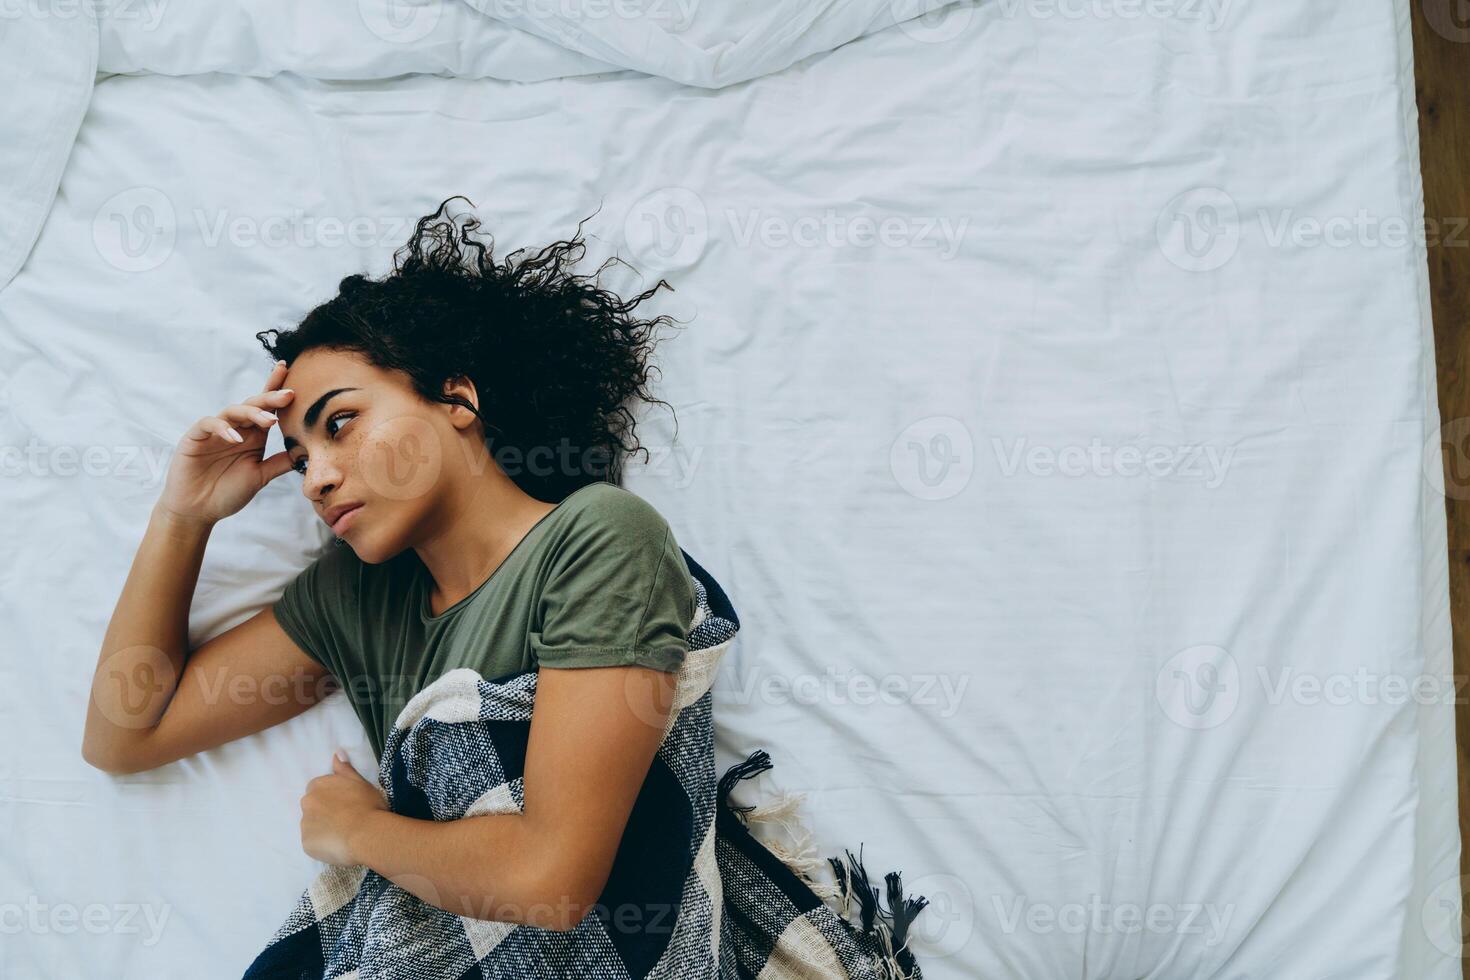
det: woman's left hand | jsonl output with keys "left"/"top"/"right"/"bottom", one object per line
{"left": 299, "top": 752, "right": 388, "bottom": 866}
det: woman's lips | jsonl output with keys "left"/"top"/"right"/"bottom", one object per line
{"left": 330, "top": 504, "right": 364, "bottom": 536}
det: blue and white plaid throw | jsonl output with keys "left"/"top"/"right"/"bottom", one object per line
{"left": 243, "top": 553, "right": 929, "bottom": 980}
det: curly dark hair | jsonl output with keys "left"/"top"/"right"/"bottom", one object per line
{"left": 256, "top": 197, "right": 679, "bottom": 502}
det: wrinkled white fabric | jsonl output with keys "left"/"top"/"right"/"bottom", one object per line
{"left": 0, "top": 9, "right": 96, "bottom": 289}
{"left": 0, "top": 1, "right": 1457, "bottom": 978}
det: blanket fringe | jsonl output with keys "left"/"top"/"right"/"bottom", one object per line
{"left": 743, "top": 791, "right": 841, "bottom": 902}
{"left": 718, "top": 750, "right": 930, "bottom": 980}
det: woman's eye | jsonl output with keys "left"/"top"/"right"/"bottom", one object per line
{"left": 326, "top": 411, "right": 354, "bottom": 439}
{"left": 289, "top": 412, "right": 354, "bottom": 474}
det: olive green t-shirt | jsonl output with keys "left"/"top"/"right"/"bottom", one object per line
{"left": 272, "top": 482, "right": 696, "bottom": 757}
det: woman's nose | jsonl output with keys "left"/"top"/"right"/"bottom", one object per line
{"left": 303, "top": 460, "right": 342, "bottom": 500}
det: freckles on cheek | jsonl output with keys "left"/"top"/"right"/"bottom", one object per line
{"left": 355, "top": 414, "right": 446, "bottom": 504}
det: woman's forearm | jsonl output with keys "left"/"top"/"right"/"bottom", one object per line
{"left": 81, "top": 503, "right": 213, "bottom": 769}
{"left": 348, "top": 809, "right": 602, "bottom": 932}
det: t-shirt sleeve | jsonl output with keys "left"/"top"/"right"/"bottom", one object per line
{"left": 272, "top": 540, "right": 359, "bottom": 677}
{"left": 530, "top": 490, "right": 696, "bottom": 674}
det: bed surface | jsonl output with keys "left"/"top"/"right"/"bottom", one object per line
{"left": 0, "top": 2, "right": 1457, "bottom": 977}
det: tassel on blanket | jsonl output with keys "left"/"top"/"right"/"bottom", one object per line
{"left": 742, "top": 790, "right": 842, "bottom": 902}
{"left": 885, "top": 869, "right": 930, "bottom": 954}
{"left": 718, "top": 751, "right": 930, "bottom": 980}
{"left": 829, "top": 847, "right": 928, "bottom": 980}
{"left": 715, "top": 748, "right": 773, "bottom": 820}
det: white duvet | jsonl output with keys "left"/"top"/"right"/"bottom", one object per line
{"left": 1, "top": 1, "right": 1458, "bottom": 978}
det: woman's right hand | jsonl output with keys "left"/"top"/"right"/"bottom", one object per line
{"left": 156, "top": 360, "right": 298, "bottom": 526}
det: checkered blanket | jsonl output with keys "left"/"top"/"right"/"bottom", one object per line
{"left": 242, "top": 552, "right": 928, "bottom": 980}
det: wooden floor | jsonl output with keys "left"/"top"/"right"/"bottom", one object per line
{"left": 1411, "top": 2, "right": 1470, "bottom": 968}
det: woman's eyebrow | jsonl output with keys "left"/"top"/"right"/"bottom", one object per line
{"left": 282, "top": 387, "right": 360, "bottom": 451}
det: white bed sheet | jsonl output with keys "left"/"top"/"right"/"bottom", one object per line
{"left": 1, "top": 1, "right": 1458, "bottom": 977}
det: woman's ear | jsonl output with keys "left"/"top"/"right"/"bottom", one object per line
{"left": 442, "top": 375, "right": 482, "bottom": 432}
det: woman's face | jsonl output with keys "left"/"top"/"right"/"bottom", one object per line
{"left": 278, "top": 348, "right": 474, "bottom": 563}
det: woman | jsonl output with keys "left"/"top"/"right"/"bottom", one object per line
{"left": 80, "top": 199, "right": 696, "bottom": 933}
